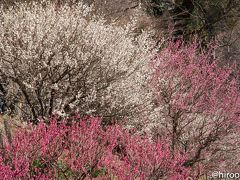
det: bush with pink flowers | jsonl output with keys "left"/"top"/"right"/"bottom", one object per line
{"left": 0, "top": 115, "right": 190, "bottom": 179}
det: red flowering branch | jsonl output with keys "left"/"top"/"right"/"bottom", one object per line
{"left": 0, "top": 115, "right": 190, "bottom": 179}
{"left": 149, "top": 40, "right": 240, "bottom": 175}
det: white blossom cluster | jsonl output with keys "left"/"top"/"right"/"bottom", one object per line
{"left": 0, "top": 1, "right": 156, "bottom": 124}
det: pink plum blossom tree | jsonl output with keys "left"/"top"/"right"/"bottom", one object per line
{"left": 149, "top": 40, "right": 240, "bottom": 176}
{"left": 0, "top": 115, "right": 190, "bottom": 179}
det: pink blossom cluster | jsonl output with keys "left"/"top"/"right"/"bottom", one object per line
{"left": 150, "top": 40, "right": 239, "bottom": 121}
{"left": 149, "top": 40, "right": 240, "bottom": 174}
{"left": 0, "top": 115, "right": 190, "bottom": 179}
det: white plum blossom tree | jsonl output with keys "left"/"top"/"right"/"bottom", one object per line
{"left": 0, "top": 1, "right": 155, "bottom": 124}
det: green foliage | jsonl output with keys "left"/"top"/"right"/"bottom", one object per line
{"left": 90, "top": 167, "right": 106, "bottom": 178}
{"left": 57, "top": 161, "right": 74, "bottom": 179}
{"left": 32, "top": 159, "right": 45, "bottom": 169}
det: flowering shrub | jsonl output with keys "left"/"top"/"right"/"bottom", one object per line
{"left": 149, "top": 40, "right": 240, "bottom": 174}
{"left": 0, "top": 115, "right": 190, "bottom": 179}
{"left": 0, "top": 1, "right": 154, "bottom": 124}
